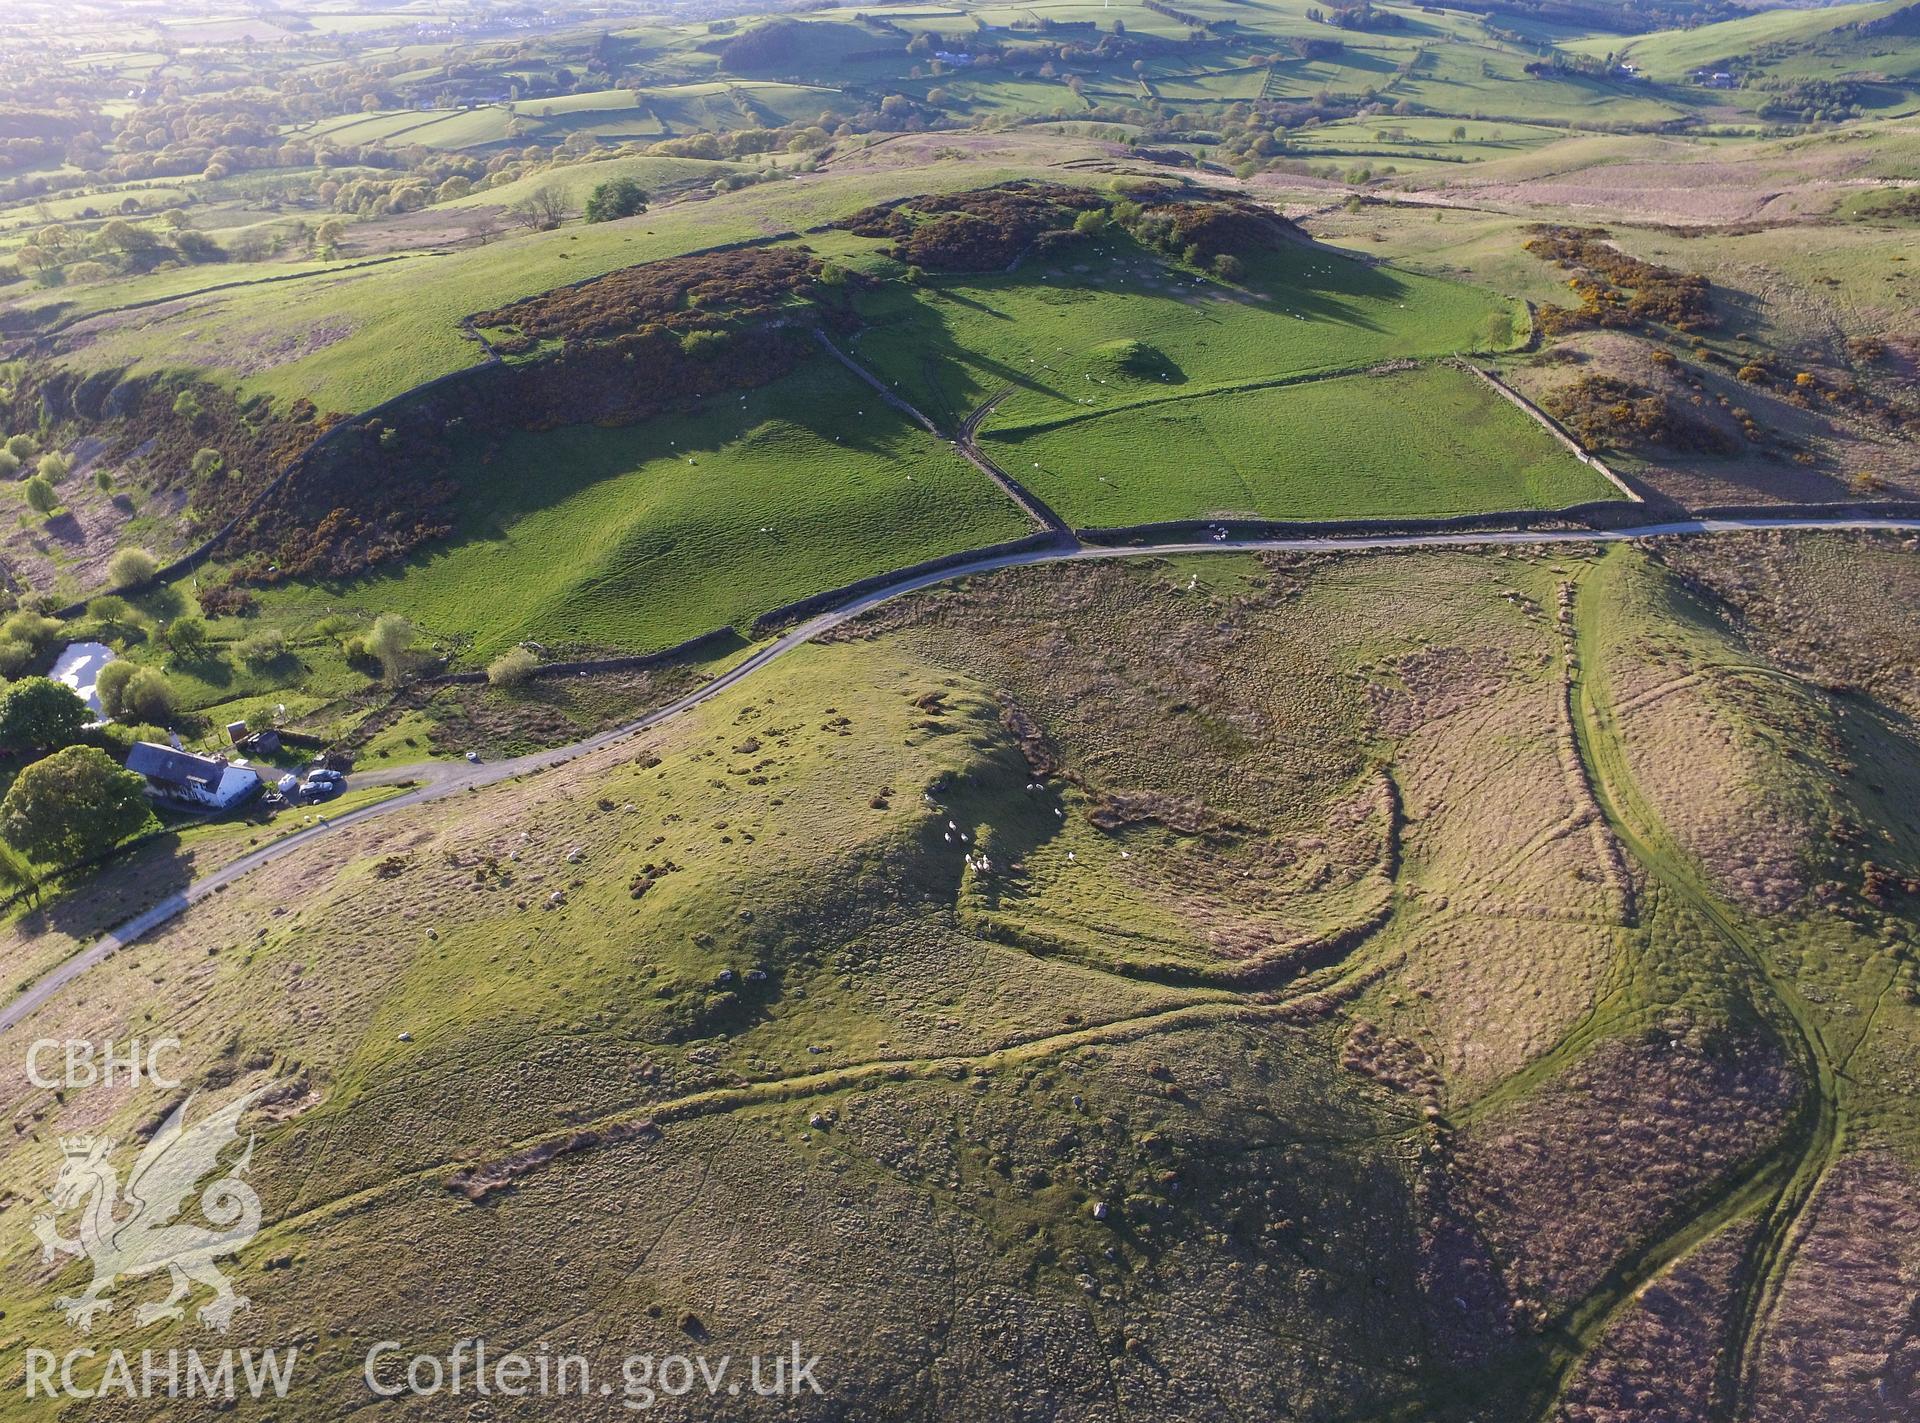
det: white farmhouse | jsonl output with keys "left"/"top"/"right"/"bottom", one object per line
{"left": 125, "top": 743, "right": 262, "bottom": 810}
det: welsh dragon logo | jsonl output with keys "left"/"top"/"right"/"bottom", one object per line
{"left": 32, "top": 1089, "right": 266, "bottom": 1333}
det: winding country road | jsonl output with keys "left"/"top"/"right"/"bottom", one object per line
{"left": 3, "top": 514, "right": 1917, "bottom": 1039}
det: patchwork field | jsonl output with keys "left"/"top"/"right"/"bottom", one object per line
{"left": 2, "top": 2, "right": 1919, "bottom": 1415}
{"left": 42, "top": 156, "right": 1105, "bottom": 414}
{"left": 1571, "top": 0, "right": 1920, "bottom": 87}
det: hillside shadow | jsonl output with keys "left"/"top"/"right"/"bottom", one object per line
{"left": 328, "top": 353, "right": 933, "bottom": 585}
{"left": 320, "top": 233, "right": 1421, "bottom": 595}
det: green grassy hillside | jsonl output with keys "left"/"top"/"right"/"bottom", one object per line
{"left": 1570, "top": 0, "right": 1920, "bottom": 89}
{"left": 255, "top": 356, "right": 1031, "bottom": 656}
{"left": 2, "top": 540, "right": 1915, "bottom": 1418}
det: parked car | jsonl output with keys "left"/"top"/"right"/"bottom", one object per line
{"left": 300, "top": 768, "right": 346, "bottom": 802}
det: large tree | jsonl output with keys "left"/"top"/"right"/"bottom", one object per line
{"left": 1, "top": 745, "right": 151, "bottom": 867}
{"left": 584, "top": 177, "right": 649, "bottom": 223}
{"left": 366, "top": 613, "right": 416, "bottom": 683}
{"left": 0, "top": 677, "right": 90, "bottom": 754}
{"left": 163, "top": 614, "right": 211, "bottom": 661}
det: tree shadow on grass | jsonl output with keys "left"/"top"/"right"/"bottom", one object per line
{"left": 15, "top": 832, "right": 196, "bottom": 953}
{"left": 43, "top": 512, "right": 86, "bottom": 546}
{"left": 173, "top": 649, "right": 235, "bottom": 691}
{"left": 855, "top": 288, "right": 1071, "bottom": 425}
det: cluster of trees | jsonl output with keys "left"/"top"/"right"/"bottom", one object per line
{"left": 0, "top": 136, "right": 67, "bottom": 176}
{"left": 0, "top": 602, "right": 64, "bottom": 681}
{"left": 1306, "top": 2, "right": 1407, "bottom": 30}
{"left": 0, "top": 432, "right": 85, "bottom": 519}
{"left": 1457, "top": 0, "right": 1741, "bottom": 29}
{"left": 1142, "top": 0, "right": 1234, "bottom": 32}
{"left": 1110, "top": 195, "right": 1296, "bottom": 275}
{"left": 336, "top": 613, "right": 418, "bottom": 683}
{"left": 844, "top": 184, "right": 1106, "bottom": 272}
{"left": 1753, "top": 79, "right": 1868, "bottom": 125}
{"left": 846, "top": 184, "right": 1293, "bottom": 280}
{"left": 11, "top": 214, "right": 222, "bottom": 287}
{"left": 0, "top": 679, "right": 154, "bottom": 888}
{"left": 507, "top": 184, "right": 571, "bottom": 231}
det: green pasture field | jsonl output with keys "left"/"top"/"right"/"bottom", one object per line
{"left": 1393, "top": 44, "right": 1699, "bottom": 125}
{"left": 1567, "top": 0, "right": 1917, "bottom": 82}
{"left": 442, "top": 154, "right": 745, "bottom": 212}
{"left": 646, "top": 81, "right": 847, "bottom": 130}
{"left": 929, "top": 74, "right": 1098, "bottom": 113}
{"left": 1288, "top": 116, "right": 1572, "bottom": 170}
{"left": 0, "top": 253, "right": 420, "bottom": 336}
{"left": 1149, "top": 66, "right": 1271, "bottom": 104}
{"left": 291, "top": 109, "right": 467, "bottom": 148}
{"left": 1302, "top": 116, "right": 1569, "bottom": 148}
{"left": 380, "top": 107, "right": 523, "bottom": 149}
{"left": 1835, "top": 185, "right": 1920, "bottom": 222}
{"left": 0, "top": 182, "right": 199, "bottom": 229}
{"left": 983, "top": 363, "right": 1620, "bottom": 525}
{"left": 847, "top": 230, "right": 1521, "bottom": 434}
{"left": 256, "top": 355, "right": 1030, "bottom": 657}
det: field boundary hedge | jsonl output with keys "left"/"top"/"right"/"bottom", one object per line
{"left": 1076, "top": 500, "right": 1662, "bottom": 545}
{"left": 1077, "top": 500, "right": 1920, "bottom": 546}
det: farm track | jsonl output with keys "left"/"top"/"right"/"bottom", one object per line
{"left": 1556, "top": 554, "right": 1842, "bottom": 1423}
{"left": 816, "top": 331, "right": 1074, "bottom": 537}
{"left": 954, "top": 384, "right": 1076, "bottom": 537}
